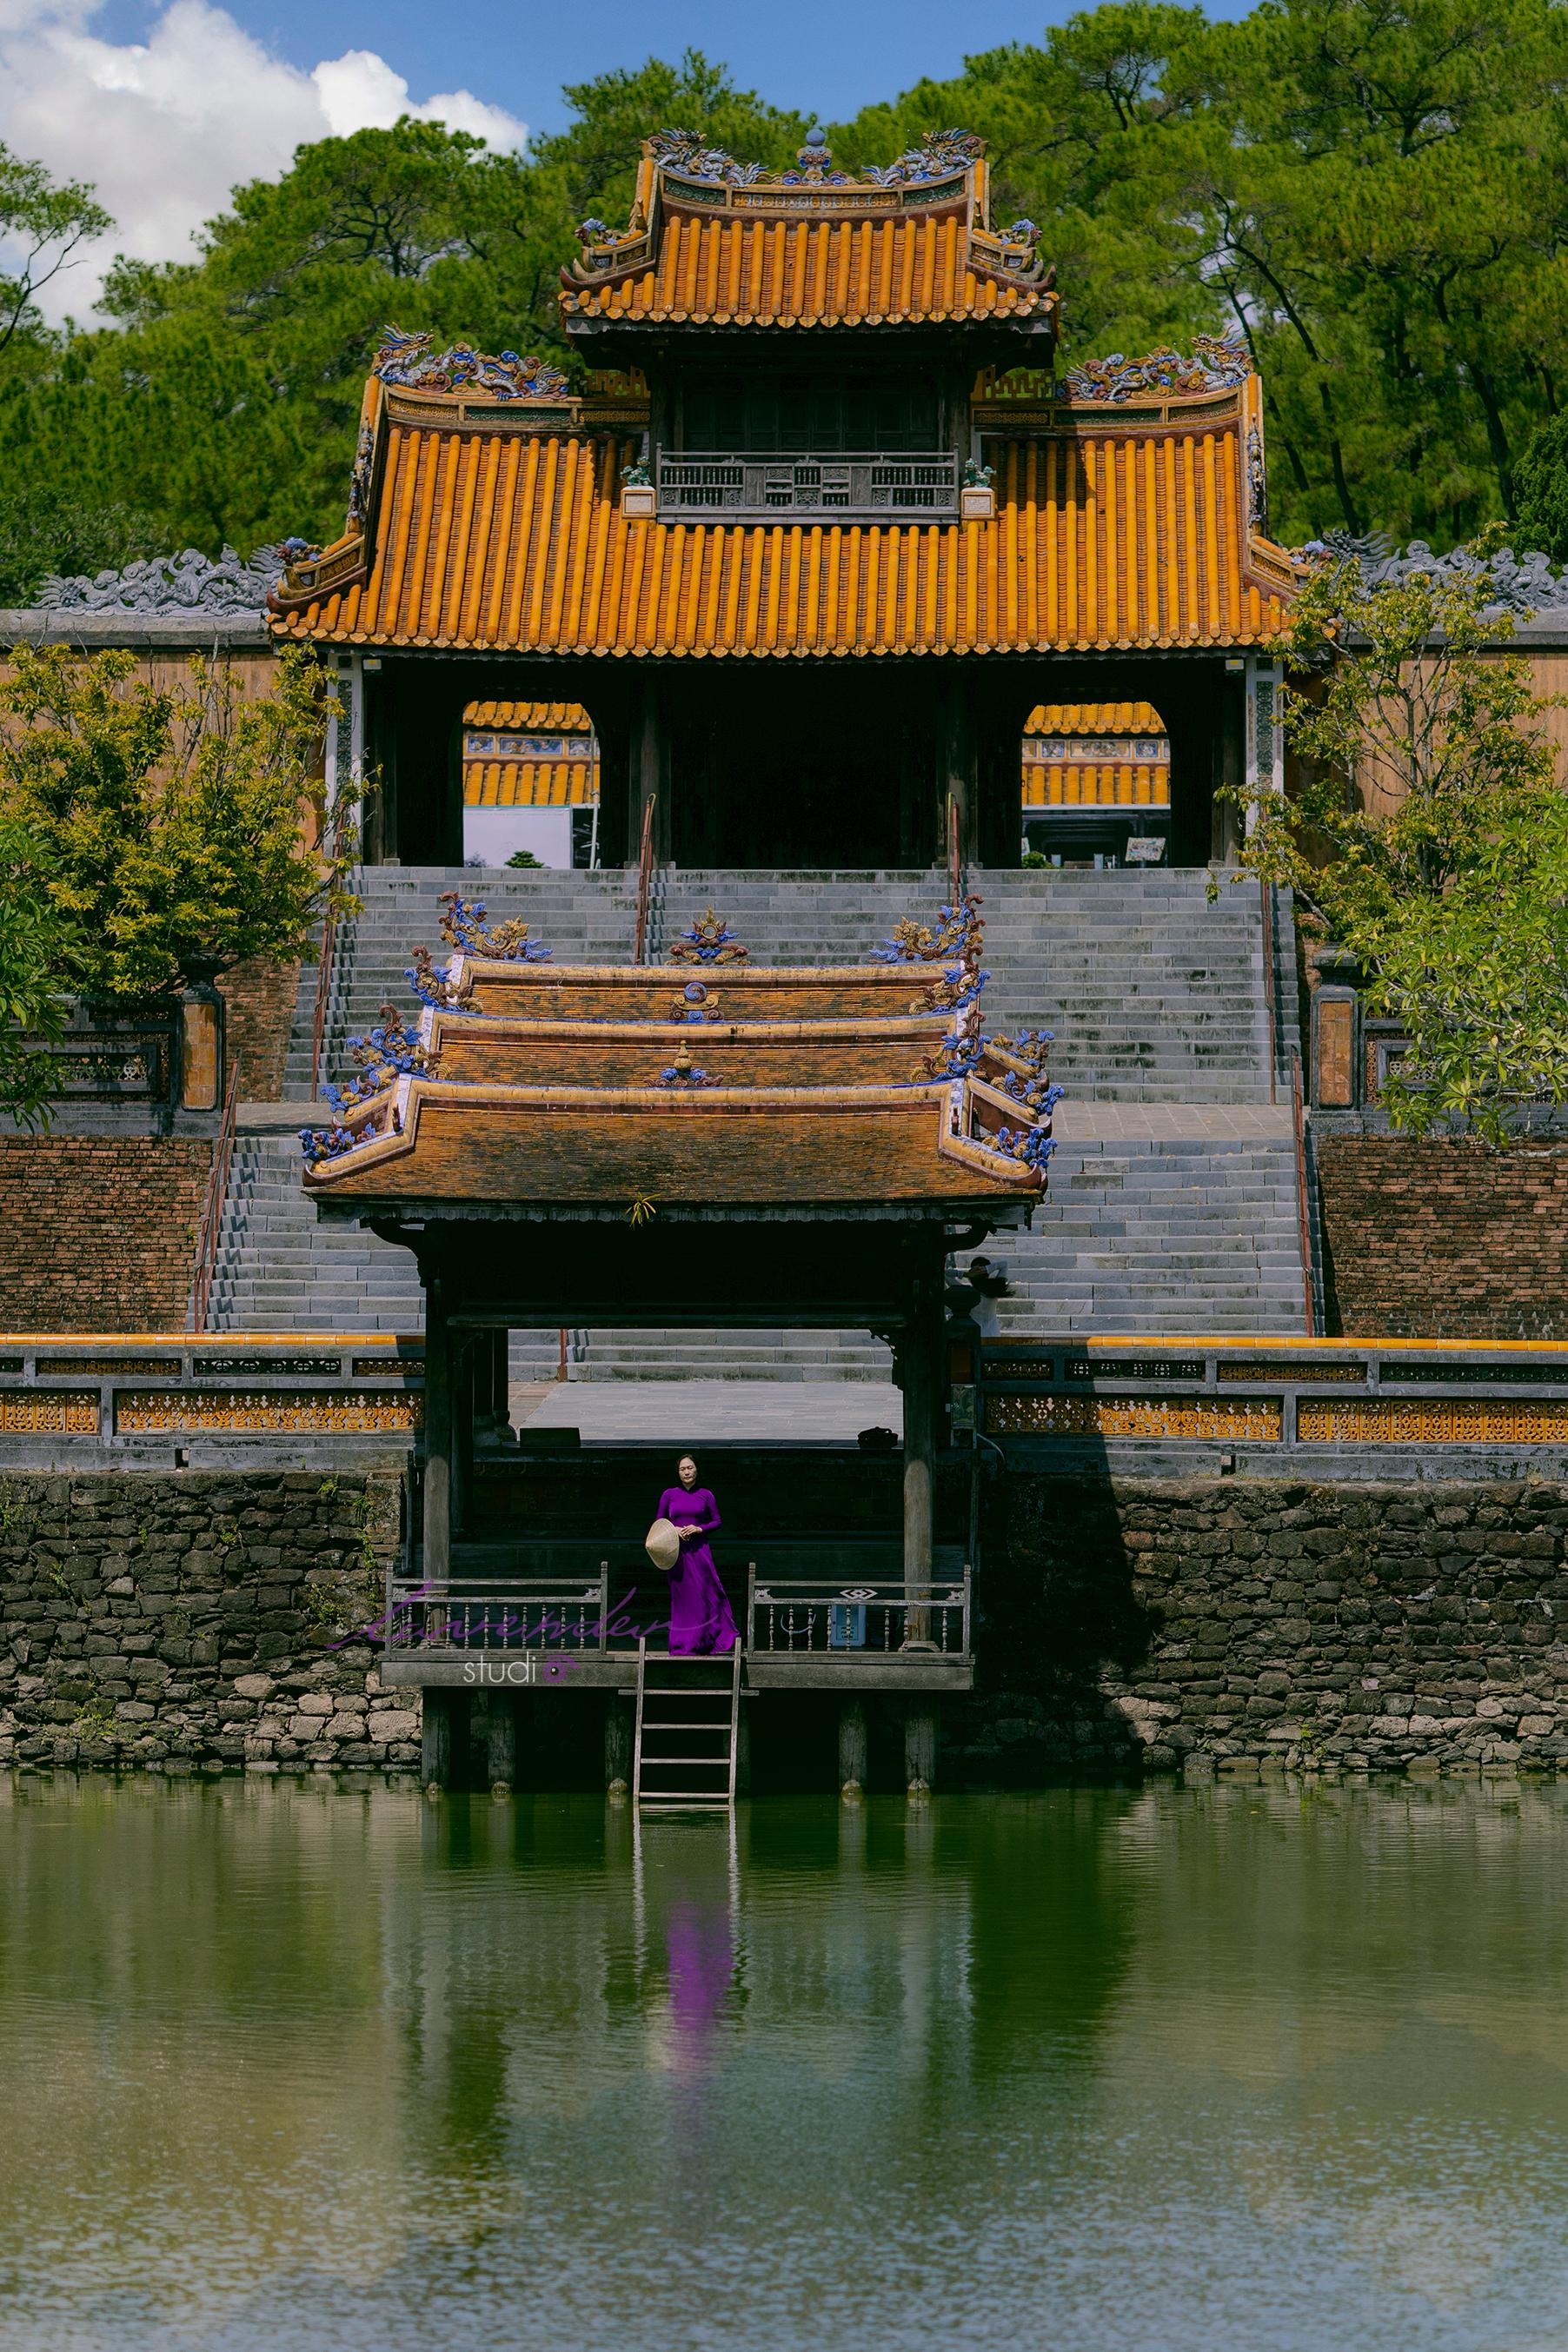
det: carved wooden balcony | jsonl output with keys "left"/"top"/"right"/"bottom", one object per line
{"left": 655, "top": 449, "right": 962, "bottom": 522}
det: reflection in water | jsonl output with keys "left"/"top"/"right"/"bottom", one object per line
{"left": 1, "top": 1777, "right": 1567, "bottom": 2350}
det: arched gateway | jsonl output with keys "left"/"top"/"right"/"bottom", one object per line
{"left": 270, "top": 129, "right": 1298, "bottom": 870}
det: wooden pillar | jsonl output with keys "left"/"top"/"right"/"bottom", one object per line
{"left": 904, "top": 1701, "right": 938, "bottom": 1794}
{"left": 633, "top": 678, "right": 670, "bottom": 862}
{"left": 590, "top": 697, "right": 632, "bottom": 867}
{"left": 976, "top": 706, "right": 1024, "bottom": 868}
{"left": 940, "top": 679, "right": 980, "bottom": 867}
{"left": 487, "top": 1691, "right": 518, "bottom": 1794}
{"left": 900, "top": 1251, "right": 942, "bottom": 1647}
{"left": 734, "top": 1696, "right": 752, "bottom": 1797}
{"left": 838, "top": 1696, "right": 867, "bottom": 1796}
{"left": 422, "top": 1265, "right": 452, "bottom": 1588}
{"left": 422, "top": 1686, "right": 456, "bottom": 1790}
{"left": 604, "top": 1693, "right": 634, "bottom": 1792}
{"left": 452, "top": 1330, "right": 475, "bottom": 1537}
{"left": 475, "top": 1326, "right": 509, "bottom": 1440}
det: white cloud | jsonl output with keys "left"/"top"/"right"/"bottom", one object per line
{"left": 0, "top": 0, "right": 526, "bottom": 322}
{"left": 310, "top": 48, "right": 523, "bottom": 148}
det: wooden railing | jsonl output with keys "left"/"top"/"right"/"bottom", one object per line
{"left": 383, "top": 1571, "right": 616, "bottom": 1655}
{"left": 746, "top": 1570, "right": 971, "bottom": 1660}
{"left": 1290, "top": 1043, "right": 1318, "bottom": 1338}
{"left": 976, "top": 1333, "right": 1568, "bottom": 1453}
{"left": 188, "top": 1053, "right": 241, "bottom": 1333}
{"left": 309, "top": 801, "right": 355, "bottom": 1100}
{"left": 633, "top": 793, "right": 657, "bottom": 965}
{"left": 1260, "top": 877, "right": 1279, "bottom": 1106}
{"left": 656, "top": 449, "right": 961, "bottom": 522}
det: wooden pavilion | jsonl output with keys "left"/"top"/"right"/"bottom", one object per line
{"left": 302, "top": 896, "right": 1054, "bottom": 1792}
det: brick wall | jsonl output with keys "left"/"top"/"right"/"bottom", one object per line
{"left": 0, "top": 1138, "right": 211, "bottom": 1332}
{"left": 1316, "top": 1134, "right": 1568, "bottom": 1339}
{"left": 217, "top": 956, "right": 299, "bottom": 1102}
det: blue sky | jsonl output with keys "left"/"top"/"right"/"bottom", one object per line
{"left": 87, "top": 0, "right": 1252, "bottom": 136}
{"left": 1, "top": 0, "right": 1253, "bottom": 318}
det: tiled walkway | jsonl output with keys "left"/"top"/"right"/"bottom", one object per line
{"left": 512, "top": 1379, "right": 904, "bottom": 1443}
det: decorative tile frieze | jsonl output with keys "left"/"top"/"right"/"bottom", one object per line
{"left": 1298, "top": 1399, "right": 1568, "bottom": 1445}
{"left": 987, "top": 1393, "right": 1280, "bottom": 1442}
{"left": 0, "top": 1392, "right": 98, "bottom": 1432}
{"left": 115, "top": 1390, "right": 422, "bottom": 1434}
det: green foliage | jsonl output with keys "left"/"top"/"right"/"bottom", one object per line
{"left": 1232, "top": 545, "right": 1568, "bottom": 1139}
{"left": 299, "top": 1578, "right": 354, "bottom": 1638}
{"left": 0, "top": 142, "right": 110, "bottom": 356}
{"left": 3, "top": 13, "right": 1568, "bottom": 567}
{"left": 0, "top": 644, "right": 357, "bottom": 1000}
{"left": 0, "top": 813, "right": 74, "bottom": 1127}
{"left": 0, "top": 56, "right": 805, "bottom": 562}
{"left": 1514, "top": 414, "right": 1568, "bottom": 566}
{"left": 72, "top": 1691, "right": 116, "bottom": 1744}
{"left": 1372, "top": 812, "right": 1568, "bottom": 1141}
{"left": 0, "top": 484, "right": 162, "bottom": 608}
{"left": 505, "top": 848, "right": 544, "bottom": 870}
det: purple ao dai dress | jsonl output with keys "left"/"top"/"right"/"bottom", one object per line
{"left": 656, "top": 1485, "right": 737, "bottom": 1655}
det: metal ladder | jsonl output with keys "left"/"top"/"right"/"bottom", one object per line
{"left": 632, "top": 1637, "right": 741, "bottom": 1811}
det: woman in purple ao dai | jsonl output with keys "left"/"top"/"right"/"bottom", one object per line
{"left": 656, "top": 1454, "right": 737, "bottom": 1655}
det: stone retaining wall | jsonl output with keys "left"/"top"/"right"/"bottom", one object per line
{"left": 7, "top": 1467, "right": 1568, "bottom": 1784}
{"left": 948, "top": 1473, "right": 1568, "bottom": 1784}
{"left": 0, "top": 1470, "right": 410, "bottom": 1772}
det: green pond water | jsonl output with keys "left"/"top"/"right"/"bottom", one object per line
{"left": 1, "top": 1775, "right": 1565, "bottom": 2352}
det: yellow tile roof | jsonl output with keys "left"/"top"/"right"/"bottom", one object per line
{"left": 561, "top": 211, "right": 1051, "bottom": 330}
{"left": 1026, "top": 701, "right": 1165, "bottom": 736}
{"left": 274, "top": 384, "right": 1295, "bottom": 657}
{"left": 1022, "top": 761, "right": 1170, "bottom": 810}
{"left": 463, "top": 756, "right": 598, "bottom": 808}
{"left": 463, "top": 700, "right": 593, "bottom": 730}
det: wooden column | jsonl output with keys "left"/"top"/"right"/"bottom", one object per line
{"left": 422, "top": 1687, "right": 456, "bottom": 1790}
{"left": 900, "top": 1252, "right": 942, "bottom": 1647}
{"left": 604, "top": 1694, "right": 634, "bottom": 1791}
{"left": 838, "top": 1696, "right": 868, "bottom": 1795}
{"left": 452, "top": 1331, "right": 475, "bottom": 1538}
{"left": 632, "top": 678, "right": 670, "bottom": 861}
{"left": 940, "top": 679, "right": 980, "bottom": 867}
{"left": 904, "top": 1702, "right": 938, "bottom": 1794}
{"left": 487, "top": 1692, "right": 518, "bottom": 1794}
{"left": 422, "top": 1264, "right": 452, "bottom": 1588}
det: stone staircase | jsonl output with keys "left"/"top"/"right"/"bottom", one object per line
{"left": 285, "top": 866, "right": 1276, "bottom": 1107}
{"left": 282, "top": 867, "right": 642, "bottom": 1099}
{"left": 209, "top": 1137, "right": 423, "bottom": 1336}
{"left": 975, "top": 868, "right": 1274, "bottom": 1102}
{"left": 211, "top": 862, "right": 1306, "bottom": 1358}
{"left": 993, "top": 1126, "right": 1306, "bottom": 1337}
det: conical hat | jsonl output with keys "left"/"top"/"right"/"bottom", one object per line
{"left": 645, "top": 1517, "right": 681, "bottom": 1571}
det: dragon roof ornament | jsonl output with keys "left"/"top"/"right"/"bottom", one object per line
{"left": 646, "top": 123, "right": 985, "bottom": 193}
{"left": 860, "top": 130, "right": 985, "bottom": 188}
{"left": 1064, "top": 334, "right": 1252, "bottom": 403}
{"left": 37, "top": 545, "right": 288, "bottom": 614}
{"left": 1294, "top": 532, "right": 1568, "bottom": 615}
{"left": 371, "top": 325, "right": 570, "bottom": 402}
